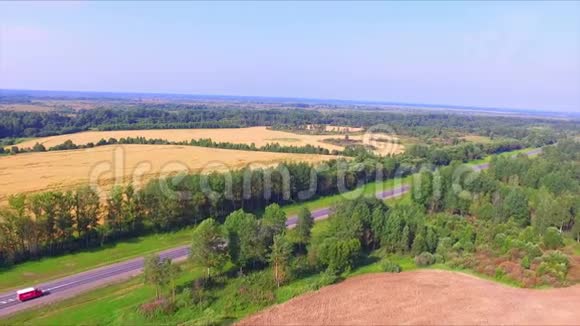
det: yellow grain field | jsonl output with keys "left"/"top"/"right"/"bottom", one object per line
{"left": 15, "top": 126, "right": 404, "bottom": 155}
{"left": 360, "top": 133, "right": 405, "bottom": 156}
{"left": 0, "top": 144, "right": 333, "bottom": 203}
{"left": 15, "top": 127, "right": 348, "bottom": 152}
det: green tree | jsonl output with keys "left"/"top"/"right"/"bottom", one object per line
{"left": 261, "top": 203, "right": 287, "bottom": 245}
{"left": 73, "top": 186, "right": 100, "bottom": 247}
{"left": 503, "top": 187, "right": 529, "bottom": 226}
{"left": 543, "top": 227, "right": 564, "bottom": 250}
{"left": 166, "top": 260, "right": 181, "bottom": 302}
{"left": 144, "top": 254, "right": 169, "bottom": 299}
{"left": 533, "top": 190, "right": 570, "bottom": 234}
{"left": 268, "top": 234, "right": 293, "bottom": 287}
{"left": 295, "top": 207, "right": 314, "bottom": 249}
{"left": 425, "top": 227, "right": 438, "bottom": 253}
{"left": 572, "top": 216, "right": 580, "bottom": 243}
{"left": 412, "top": 171, "right": 433, "bottom": 209}
{"left": 190, "top": 218, "right": 228, "bottom": 279}
{"left": 32, "top": 143, "right": 46, "bottom": 152}
{"left": 400, "top": 225, "right": 410, "bottom": 252}
{"left": 224, "top": 210, "right": 264, "bottom": 272}
{"left": 318, "top": 237, "right": 361, "bottom": 274}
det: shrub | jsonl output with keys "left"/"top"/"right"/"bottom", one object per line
{"left": 542, "top": 227, "right": 563, "bottom": 250}
{"left": 521, "top": 256, "right": 531, "bottom": 269}
{"left": 524, "top": 243, "right": 542, "bottom": 259}
{"left": 311, "top": 270, "right": 339, "bottom": 290}
{"left": 139, "top": 298, "right": 176, "bottom": 318}
{"left": 519, "top": 226, "right": 540, "bottom": 244}
{"left": 453, "top": 239, "right": 475, "bottom": 253}
{"left": 380, "top": 259, "right": 401, "bottom": 273}
{"left": 318, "top": 237, "right": 361, "bottom": 274}
{"left": 495, "top": 267, "right": 506, "bottom": 279}
{"left": 236, "top": 271, "right": 276, "bottom": 307}
{"left": 434, "top": 253, "right": 445, "bottom": 264}
{"left": 435, "top": 237, "right": 453, "bottom": 260}
{"left": 493, "top": 233, "right": 507, "bottom": 252}
{"left": 189, "top": 278, "right": 211, "bottom": 307}
{"left": 290, "top": 255, "right": 315, "bottom": 278}
{"left": 537, "top": 251, "right": 569, "bottom": 284}
{"left": 414, "top": 252, "right": 435, "bottom": 267}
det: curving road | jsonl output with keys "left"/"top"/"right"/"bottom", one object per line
{"left": 471, "top": 148, "right": 543, "bottom": 171}
{"left": 0, "top": 148, "right": 542, "bottom": 317}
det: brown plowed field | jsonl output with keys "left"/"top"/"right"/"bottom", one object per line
{"left": 240, "top": 270, "right": 580, "bottom": 325}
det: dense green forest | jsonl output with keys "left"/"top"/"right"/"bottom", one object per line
{"left": 0, "top": 107, "right": 575, "bottom": 143}
{"left": 2, "top": 137, "right": 337, "bottom": 156}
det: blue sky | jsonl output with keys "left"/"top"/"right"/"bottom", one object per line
{"left": 0, "top": 1, "right": 579, "bottom": 112}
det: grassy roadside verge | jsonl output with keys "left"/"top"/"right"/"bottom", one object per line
{"left": 465, "top": 147, "right": 535, "bottom": 166}
{"left": 0, "top": 228, "right": 194, "bottom": 293}
{"left": 282, "top": 176, "right": 412, "bottom": 216}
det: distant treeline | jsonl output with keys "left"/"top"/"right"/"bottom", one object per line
{"left": 1, "top": 137, "right": 337, "bottom": 156}
{"left": 0, "top": 107, "right": 574, "bottom": 142}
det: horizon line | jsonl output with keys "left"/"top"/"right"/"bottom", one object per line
{"left": 1, "top": 87, "right": 578, "bottom": 115}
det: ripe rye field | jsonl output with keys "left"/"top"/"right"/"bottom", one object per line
{"left": 16, "top": 127, "right": 346, "bottom": 151}
{"left": 14, "top": 126, "right": 405, "bottom": 155}
{"left": 1, "top": 126, "right": 405, "bottom": 203}
{"left": 0, "top": 144, "right": 332, "bottom": 203}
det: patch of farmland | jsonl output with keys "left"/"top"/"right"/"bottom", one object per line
{"left": 0, "top": 103, "right": 54, "bottom": 112}
{"left": 15, "top": 126, "right": 405, "bottom": 156}
{"left": 15, "top": 127, "right": 350, "bottom": 152}
{"left": 0, "top": 144, "right": 332, "bottom": 203}
{"left": 323, "top": 132, "right": 405, "bottom": 156}
{"left": 240, "top": 270, "right": 580, "bottom": 325}
{"left": 305, "top": 125, "right": 364, "bottom": 133}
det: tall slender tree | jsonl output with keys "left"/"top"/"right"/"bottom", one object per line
{"left": 190, "top": 218, "right": 228, "bottom": 279}
{"left": 268, "top": 234, "right": 292, "bottom": 287}
{"left": 296, "top": 207, "right": 314, "bottom": 250}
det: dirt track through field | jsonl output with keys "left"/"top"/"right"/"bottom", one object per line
{"left": 240, "top": 270, "right": 580, "bottom": 325}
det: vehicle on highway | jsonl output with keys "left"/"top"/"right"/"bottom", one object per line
{"left": 16, "top": 288, "right": 43, "bottom": 302}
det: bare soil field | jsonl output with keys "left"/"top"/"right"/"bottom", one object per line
{"left": 240, "top": 270, "right": 580, "bottom": 325}
{"left": 306, "top": 125, "right": 364, "bottom": 133}
{"left": 0, "top": 144, "right": 331, "bottom": 203}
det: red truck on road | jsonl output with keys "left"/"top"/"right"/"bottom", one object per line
{"left": 16, "top": 287, "right": 43, "bottom": 301}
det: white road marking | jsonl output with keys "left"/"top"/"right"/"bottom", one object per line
{"left": 0, "top": 301, "right": 6, "bottom": 304}
{"left": 8, "top": 299, "right": 15, "bottom": 302}
{"left": 46, "top": 281, "right": 78, "bottom": 292}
